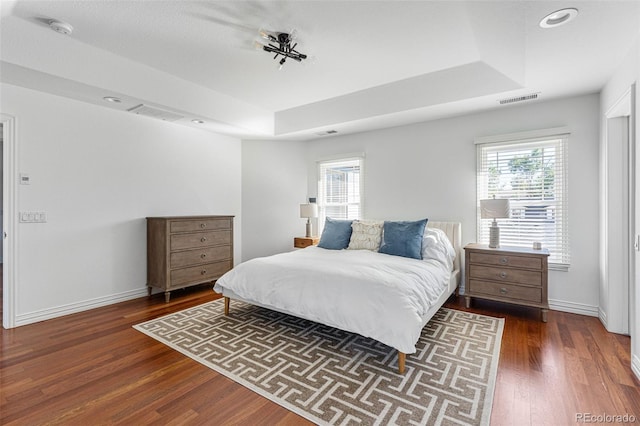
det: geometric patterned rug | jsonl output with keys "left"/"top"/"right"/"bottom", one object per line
{"left": 134, "top": 298, "right": 503, "bottom": 426}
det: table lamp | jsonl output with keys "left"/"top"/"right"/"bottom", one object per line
{"left": 480, "top": 197, "right": 510, "bottom": 248}
{"left": 299, "top": 203, "right": 318, "bottom": 237}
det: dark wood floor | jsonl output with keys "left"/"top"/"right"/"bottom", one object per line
{"left": 1, "top": 284, "right": 639, "bottom": 425}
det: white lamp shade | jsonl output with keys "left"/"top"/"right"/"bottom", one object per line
{"left": 299, "top": 203, "right": 318, "bottom": 218}
{"left": 480, "top": 198, "right": 510, "bottom": 219}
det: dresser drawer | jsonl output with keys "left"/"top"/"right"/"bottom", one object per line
{"left": 469, "top": 252, "right": 542, "bottom": 270}
{"left": 170, "top": 218, "right": 232, "bottom": 233}
{"left": 170, "top": 230, "right": 232, "bottom": 251}
{"left": 170, "top": 245, "right": 232, "bottom": 268}
{"left": 469, "top": 279, "right": 542, "bottom": 303}
{"left": 469, "top": 265, "right": 542, "bottom": 286}
{"left": 170, "top": 260, "right": 232, "bottom": 287}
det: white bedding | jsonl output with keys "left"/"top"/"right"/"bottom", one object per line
{"left": 213, "top": 246, "right": 452, "bottom": 354}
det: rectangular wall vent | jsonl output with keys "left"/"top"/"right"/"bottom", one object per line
{"left": 499, "top": 93, "right": 539, "bottom": 105}
{"left": 127, "top": 104, "right": 184, "bottom": 122}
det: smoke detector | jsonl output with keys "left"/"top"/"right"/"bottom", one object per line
{"left": 49, "top": 20, "right": 73, "bottom": 35}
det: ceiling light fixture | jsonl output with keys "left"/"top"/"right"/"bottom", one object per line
{"left": 191, "top": 119, "right": 204, "bottom": 124}
{"left": 255, "top": 29, "right": 307, "bottom": 70}
{"left": 539, "top": 8, "right": 578, "bottom": 28}
{"left": 49, "top": 19, "right": 73, "bottom": 35}
{"left": 103, "top": 96, "right": 122, "bottom": 103}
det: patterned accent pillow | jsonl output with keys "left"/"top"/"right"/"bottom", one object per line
{"left": 347, "top": 220, "right": 383, "bottom": 251}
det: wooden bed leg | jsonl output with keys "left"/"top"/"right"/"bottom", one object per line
{"left": 224, "top": 297, "right": 230, "bottom": 316}
{"left": 398, "top": 351, "right": 406, "bottom": 374}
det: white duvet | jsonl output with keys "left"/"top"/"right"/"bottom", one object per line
{"left": 214, "top": 246, "right": 452, "bottom": 354}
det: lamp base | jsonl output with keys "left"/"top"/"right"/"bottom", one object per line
{"left": 305, "top": 221, "right": 312, "bottom": 238}
{"left": 489, "top": 221, "right": 500, "bottom": 248}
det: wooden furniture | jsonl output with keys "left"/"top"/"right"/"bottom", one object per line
{"left": 294, "top": 236, "right": 319, "bottom": 248}
{"left": 464, "top": 243, "right": 549, "bottom": 322}
{"left": 147, "top": 215, "right": 233, "bottom": 302}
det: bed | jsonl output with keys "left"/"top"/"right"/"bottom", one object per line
{"left": 213, "top": 221, "right": 462, "bottom": 374}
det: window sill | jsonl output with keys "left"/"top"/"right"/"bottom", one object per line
{"left": 549, "top": 263, "right": 570, "bottom": 272}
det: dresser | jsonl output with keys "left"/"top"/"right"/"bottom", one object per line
{"left": 464, "top": 243, "right": 550, "bottom": 322}
{"left": 147, "top": 216, "right": 234, "bottom": 302}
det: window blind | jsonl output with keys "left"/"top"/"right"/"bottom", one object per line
{"left": 317, "top": 157, "right": 363, "bottom": 229}
{"left": 477, "top": 135, "right": 569, "bottom": 267}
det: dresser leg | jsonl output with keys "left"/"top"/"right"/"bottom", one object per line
{"left": 147, "top": 286, "right": 152, "bottom": 297}
{"left": 164, "top": 291, "right": 171, "bottom": 303}
{"left": 541, "top": 308, "right": 548, "bottom": 323}
{"left": 465, "top": 296, "right": 471, "bottom": 308}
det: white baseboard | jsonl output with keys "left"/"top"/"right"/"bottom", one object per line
{"left": 14, "top": 287, "right": 148, "bottom": 327}
{"left": 633, "top": 354, "right": 640, "bottom": 381}
{"left": 598, "top": 307, "right": 608, "bottom": 328}
{"left": 548, "top": 299, "right": 599, "bottom": 317}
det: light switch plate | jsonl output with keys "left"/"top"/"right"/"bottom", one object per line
{"left": 19, "top": 211, "right": 47, "bottom": 223}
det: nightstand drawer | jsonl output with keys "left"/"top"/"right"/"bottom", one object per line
{"left": 469, "top": 252, "right": 542, "bottom": 270}
{"left": 469, "top": 265, "right": 542, "bottom": 286}
{"left": 294, "top": 236, "right": 319, "bottom": 248}
{"left": 469, "top": 279, "right": 542, "bottom": 303}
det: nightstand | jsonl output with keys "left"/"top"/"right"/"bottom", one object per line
{"left": 464, "top": 243, "right": 550, "bottom": 322}
{"left": 294, "top": 236, "right": 319, "bottom": 248}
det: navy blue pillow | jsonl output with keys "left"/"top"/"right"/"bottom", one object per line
{"left": 318, "top": 218, "right": 354, "bottom": 250}
{"left": 378, "top": 219, "right": 428, "bottom": 259}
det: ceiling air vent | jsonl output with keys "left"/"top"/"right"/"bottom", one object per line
{"left": 499, "top": 93, "right": 539, "bottom": 105}
{"left": 315, "top": 130, "right": 338, "bottom": 136}
{"left": 127, "top": 104, "right": 184, "bottom": 122}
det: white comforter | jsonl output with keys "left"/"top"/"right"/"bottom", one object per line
{"left": 213, "top": 246, "right": 451, "bottom": 354}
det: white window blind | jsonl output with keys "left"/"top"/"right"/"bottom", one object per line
{"left": 476, "top": 133, "right": 569, "bottom": 267}
{"left": 317, "top": 157, "right": 363, "bottom": 229}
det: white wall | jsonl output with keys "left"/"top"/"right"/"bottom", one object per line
{"left": 600, "top": 38, "right": 640, "bottom": 379}
{"left": 305, "top": 94, "right": 601, "bottom": 314}
{"left": 241, "top": 139, "right": 308, "bottom": 260}
{"left": 1, "top": 83, "right": 242, "bottom": 326}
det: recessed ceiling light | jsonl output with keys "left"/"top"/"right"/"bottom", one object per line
{"left": 539, "top": 8, "right": 578, "bottom": 28}
{"left": 49, "top": 19, "right": 73, "bottom": 35}
{"left": 103, "top": 96, "right": 122, "bottom": 103}
{"left": 191, "top": 119, "right": 205, "bottom": 124}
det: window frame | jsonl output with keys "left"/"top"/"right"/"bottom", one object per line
{"left": 475, "top": 127, "right": 570, "bottom": 270}
{"left": 316, "top": 155, "right": 364, "bottom": 233}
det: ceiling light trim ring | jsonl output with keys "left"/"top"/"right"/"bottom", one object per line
{"left": 539, "top": 8, "right": 579, "bottom": 29}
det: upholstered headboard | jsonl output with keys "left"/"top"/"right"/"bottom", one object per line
{"left": 427, "top": 221, "right": 462, "bottom": 285}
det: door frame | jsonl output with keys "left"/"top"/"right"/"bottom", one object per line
{"left": 1, "top": 114, "right": 18, "bottom": 329}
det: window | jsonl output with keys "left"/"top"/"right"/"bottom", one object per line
{"left": 476, "top": 129, "right": 569, "bottom": 268}
{"left": 317, "top": 157, "right": 363, "bottom": 229}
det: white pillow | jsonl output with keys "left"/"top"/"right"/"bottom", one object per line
{"left": 422, "top": 227, "right": 456, "bottom": 270}
{"left": 347, "top": 220, "right": 383, "bottom": 251}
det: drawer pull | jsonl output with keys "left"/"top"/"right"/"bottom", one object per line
{"left": 500, "top": 257, "right": 508, "bottom": 265}
{"left": 500, "top": 287, "right": 508, "bottom": 294}
{"left": 201, "top": 237, "right": 207, "bottom": 242}
{"left": 201, "top": 253, "right": 207, "bottom": 259}
{"left": 499, "top": 271, "right": 508, "bottom": 279}
{"left": 200, "top": 223, "right": 206, "bottom": 228}
{"left": 201, "top": 270, "right": 207, "bottom": 275}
